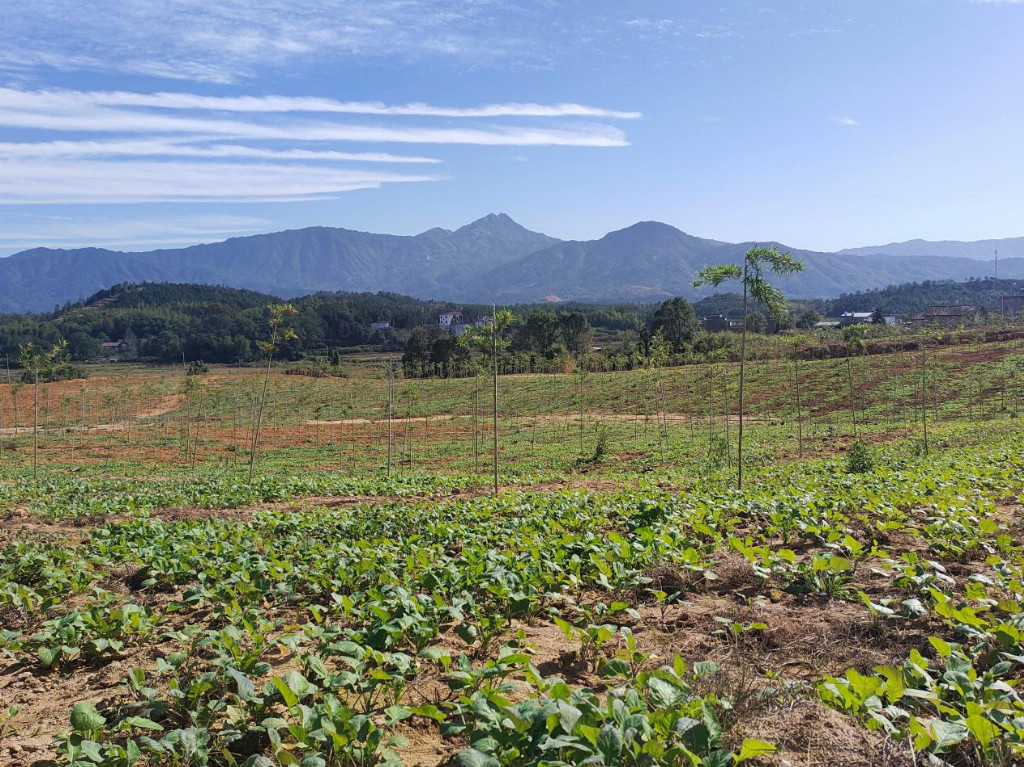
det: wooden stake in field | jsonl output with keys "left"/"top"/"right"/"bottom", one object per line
{"left": 578, "top": 363, "right": 585, "bottom": 456}
{"left": 386, "top": 360, "right": 394, "bottom": 476}
{"left": 19, "top": 339, "right": 70, "bottom": 481}
{"left": 793, "top": 348, "right": 804, "bottom": 459}
{"left": 920, "top": 341, "right": 929, "bottom": 456}
{"left": 491, "top": 305, "right": 499, "bottom": 495}
{"left": 473, "top": 373, "right": 480, "bottom": 473}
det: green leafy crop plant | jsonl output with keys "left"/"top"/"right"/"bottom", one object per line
{"left": 3, "top": 428, "right": 1024, "bottom": 764}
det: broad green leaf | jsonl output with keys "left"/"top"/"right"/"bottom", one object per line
{"left": 700, "top": 749, "right": 734, "bottom": 767}
{"left": 599, "top": 658, "right": 631, "bottom": 677}
{"left": 693, "top": 661, "right": 719, "bottom": 677}
{"left": 596, "top": 725, "right": 623, "bottom": 761}
{"left": 456, "top": 748, "right": 500, "bottom": 767}
{"left": 70, "top": 701, "right": 106, "bottom": 732}
{"left": 929, "top": 718, "right": 968, "bottom": 751}
{"left": 736, "top": 738, "right": 777, "bottom": 762}
{"left": 557, "top": 701, "right": 582, "bottom": 734}
{"left": 648, "top": 675, "right": 686, "bottom": 708}
{"left": 272, "top": 676, "right": 299, "bottom": 708}
{"left": 964, "top": 714, "right": 999, "bottom": 747}
{"left": 125, "top": 716, "right": 163, "bottom": 731}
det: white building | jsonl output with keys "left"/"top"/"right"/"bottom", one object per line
{"left": 439, "top": 310, "right": 463, "bottom": 328}
{"left": 839, "top": 311, "right": 898, "bottom": 326}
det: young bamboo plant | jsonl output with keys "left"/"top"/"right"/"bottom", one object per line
{"left": 458, "top": 308, "right": 514, "bottom": 494}
{"left": 694, "top": 247, "right": 803, "bottom": 489}
{"left": 249, "top": 303, "right": 297, "bottom": 481}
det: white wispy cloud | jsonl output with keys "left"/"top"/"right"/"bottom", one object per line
{"left": 0, "top": 159, "right": 438, "bottom": 204}
{"left": 0, "top": 86, "right": 634, "bottom": 209}
{"left": 10, "top": 89, "right": 641, "bottom": 119}
{"left": 0, "top": 138, "right": 441, "bottom": 163}
{"left": 0, "top": 214, "right": 271, "bottom": 250}
{"left": 0, "top": 110, "right": 629, "bottom": 147}
{"left": 0, "top": 51, "right": 238, "bottom": 85}
{"left": 0, "top": 89, "right": 632, "bottom": 147}
{"left": 836, "top": 116, "right": 858, "bottom": 126}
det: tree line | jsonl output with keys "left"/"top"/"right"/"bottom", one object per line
{"left": 0, "top": 283, "right": 653, "bottom": 367}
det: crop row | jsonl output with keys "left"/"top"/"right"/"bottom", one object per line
{"left": 2, "top": 436, "right": 1024, "bottom": 763}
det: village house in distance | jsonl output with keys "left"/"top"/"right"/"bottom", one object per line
{"left": 438, "top": 310, "right": 493, "bottom": 337}
{"left": 908, "top": 304, "right": 988, "bottom": 328}
{"left": 1002, "top": 288, "right": 1024, "bottom": 316}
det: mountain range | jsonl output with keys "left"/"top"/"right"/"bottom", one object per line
{"left": 839, "top": 236, "right": 1024, "bottom": 260}
{"left": 1, "top": 213, "right": 1021, "bottom": 313}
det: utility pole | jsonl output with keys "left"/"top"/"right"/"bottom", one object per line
{"left": 995, "top": 249, "right": 999, "bottom": 280}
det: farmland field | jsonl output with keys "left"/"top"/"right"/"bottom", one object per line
{"left": 3, "top": 330, "right": 1024, "bottom": 766}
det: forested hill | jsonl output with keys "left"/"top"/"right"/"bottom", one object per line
{"left": 69, "top": 283, "right": 279, "bottom": 313}
{"left": 823, "top": 278, "right": 1024, "bottom": 316}
{"left": 0, "top": 282, "right": 648, "bottom": 364}
{"left": 3, "top": 277, "right": 1021, "bottom": 368}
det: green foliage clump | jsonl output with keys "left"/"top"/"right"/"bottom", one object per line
{"left": 186, "top": 359, "right": 209, "bottom": 376}
{"left": 845, "top": 439, "right": 874, "bottom": 474}
{"left": 591, "top": 424, "right": 609, "bottom": 462}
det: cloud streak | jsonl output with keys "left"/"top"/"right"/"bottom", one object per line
{"left": 0, "top": 87, "right": 634, "bottom": 209}
{"left": 0, "top": 139, "right": 441, "bottom": 163}
{"left": 0, "top": 89, "right": 632, "bottom": 147}
{"left": 0, "top": 214, "right": 272, "bottom": 251}
{"left": 6, "top": 89, "right": 641, "bottom": 119}
{"left": 0, "top": 159, "right": 438, "bottom": 204}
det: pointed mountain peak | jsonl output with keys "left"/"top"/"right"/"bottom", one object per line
{"left": 455, "top": 212, "right": 528, "bottom": 235}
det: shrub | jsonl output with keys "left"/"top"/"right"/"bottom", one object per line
{"left": 592, "top": 424, "right": 609, "bottom": 462}
{"left": 845, "top": 439, "right": 874, "bottom": 474}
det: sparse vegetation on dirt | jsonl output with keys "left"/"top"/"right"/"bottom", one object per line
{"left": 2, "top": 326, "right": 1024, "bottom": 766}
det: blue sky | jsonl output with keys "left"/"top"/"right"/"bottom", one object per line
{"left": 1, "top": 0, "right": 1022, "bottom": 255}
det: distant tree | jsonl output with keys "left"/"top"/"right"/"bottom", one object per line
{"left": 122, "top": 328, "right": 138, "bottom": 359}
{"left": 402, "top": 327, "right": 432, "bottom": 377}
{"left": 429, "top": 335, "right": 459, "bottom": 377}
{"left": 652, "top": 297, "right": 699, "bottom": 351}
{"left": 871, "top": 306, "right": 886, "bottom": 324}
{"left": 65, "top": 331, "right": 101, "bottom": 361}
{"left": 694, "top": 246, "right": 804, "bottom": 489}
{"left": 559, "top": 312, "right": 593, "bottom": 358}
{"left": 745, "top": 311, "right": 767, "bottom": 334}
{"left": 796, "top": 309, "right": 822, "bottom": 330}
{"left": 637, "top": 327, "right": 652, "bottom": 359}
{"left": 515, "top": 311, "right": 561, "bottom": 358}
